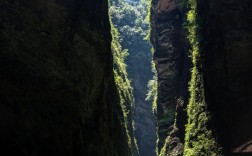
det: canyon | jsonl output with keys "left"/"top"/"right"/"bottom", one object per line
{"left": 0, "top": 0, "right": 252, "bottom": 156}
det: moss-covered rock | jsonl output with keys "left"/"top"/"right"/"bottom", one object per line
{"left": 0, "top": 0, "right": 130, "bottom": 155}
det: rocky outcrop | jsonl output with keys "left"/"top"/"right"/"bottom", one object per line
{"left": 150, "top": 0, "right": 189, "bottom": 155}
{"left": 0, "top": 0, "right": 130, "bottom": 155}
{"left": 151, "top": 0, "right": 252, "bottom": 155}
{"left": 202, "top": 0, "right": 252, "bottom": 154}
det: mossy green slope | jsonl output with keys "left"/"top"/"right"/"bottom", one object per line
{"left": 184, "top": 0, "right": 222, "bottom": 155}
{"left": 110, "top": 19, "right": 139, "bottom": 156}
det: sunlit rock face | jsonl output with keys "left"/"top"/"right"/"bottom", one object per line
{"left": 0, "top": 0, "right": 130, "bottom": 155}
{"left": 202, "top": 0, "right": 252, "bottom": 154}
{"left": 150, "top": 0, "right": 189, "bottom": 155}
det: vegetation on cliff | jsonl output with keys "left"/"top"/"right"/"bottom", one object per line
{"left": 110, "top": 17, "right": 139, "bottom": 156}
{"left": 110, "top": 0, "right": 157, "bottom": 156}
{"left": 184, "top": 0, "right": 222, "bottom": 155}
{"left": 110, "top": 0, "right": 224, "bottom": 155}
{"left": 146, "top": 57, "right": 158, "bottom": 114}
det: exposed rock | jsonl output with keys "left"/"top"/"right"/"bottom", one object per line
{"left": 160, "top": 97, "right": 186, "bottom": 156}
{"left": 232, "top": 139, "right": 252, "bottom": 153}
{"left": 151, "top": 0, "right": 252, "bottom": 155}
{"left": 150, "top": 0, "right": 189, "bottom": 154}
{"left": 0, "top": 0, "right": 130, "bottom": 155}
{"left": 202, "top": 0, "right": 252, "bottom": 154}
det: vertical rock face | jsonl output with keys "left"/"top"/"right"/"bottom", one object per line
{"left": 150, "top": 0, "right": 252, "bottom": 155}
{"left": 0, "top": 0, "right": 129, "bottom": 155}
{"left": 150, "top": 0, "right": 188, "bottom": 154}
{"left": 203, "top": 0, "right": 252, "bottom": 154}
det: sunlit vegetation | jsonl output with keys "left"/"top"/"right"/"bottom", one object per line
{"left": 184, "top": 0, "right": 223, "bottom": 155}
{"left": 110, "top": 0, "right": 149, "bottom": 44}
{"left": 158, "top": 105, "right": 176, "bottom": 156}
{"left": 145, "top": 0, "right": 154, "bottom": 41}
{"left": 159, "top": 137, "right": 168, "bottom": 156}
{"left": 145, "top": 1, "right": 158, "bottom": 153}
{"left": 110, "top": 0, "right": 157, "bottom": 155}
{"left": 110, "top": 6, "right": 139, "bottom": 156}
{"left": 146, "top": 50, "right": 158, "bottom": 156}
{"left": 146, "top": 58, "right": 158, "bottom": 113}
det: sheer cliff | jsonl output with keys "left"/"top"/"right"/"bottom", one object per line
{"left": 0, "top": 0, "right": 131, "bottom": 155}
{"left": 150, "top": 0, "right": 252, "bottom": 155}
{"left": 1, "top": 0, "right": 252, "bottom": 156}
{"left": 150, "top": 0, "right": 189, "bottom": 155}
{"left": 202, "top": 0, "right": 252, "bottom": 154}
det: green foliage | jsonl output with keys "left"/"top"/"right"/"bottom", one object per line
{"left": 110, "top": 9, "right": 139, "bottom": 156}
{"left": 159, "top": 137, "right": 169, "bottom": 156}
{"left": 110, "top": 0, "right": 150, "bottom": 45}
{"left": 146, "top": 58, "right": 158, "bottom": 113}
{"left": 184, "top": 0, "right": 222, "bottom": 155}
{"left": 110, "top": 1, "right": 157, "bottom": 155}
{"left": 158, "top": 105, "right": 176, "bottom": 156}
{"left": 145, "top": 0, "right": 153, "bottom": 41}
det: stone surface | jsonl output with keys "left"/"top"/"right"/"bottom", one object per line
{"left": 150, "top": 0, "right": 189, "bottom": 154}
{"left": 202, "top": 0, "right": 252, "bottom": 154}
{"left": 0, "top": 0, "right": 130, "bottom": 155}
{"left": 151, "top": 0, "right": 252, "bottom": 155}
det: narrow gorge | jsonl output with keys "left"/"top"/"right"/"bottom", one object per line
{"left": 0, "top": 0, "right": 251, "bottom": 156}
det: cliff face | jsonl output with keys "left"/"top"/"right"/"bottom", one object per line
{"left": 150, "top": 0, "right": 188, "bottom": 154}
{"left": 150, "top": 0, "right": 252, "bottom": 155}
{"left": 0, "top": 0, "right": 129, "bottom": 155}
{"left": 203, "top": 0, "right": 252, "bottom": 153}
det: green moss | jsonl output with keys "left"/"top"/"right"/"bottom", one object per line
{"left": 184, "top": 0, "right": 222, "bottom": 155}
{"left": 158, "top": 107, "right": 176, "bottom": 156}
{"left": 145, "top": 0, "right": 154, "bottom": 41}
{"left": 146, "top": 55, "right": 158, "bottom": 114}
{"left": 159, "top": 137, "right": 168, "bottom": 156}
{"left": 146, "top": 48, "right": 158, "bottom": 156}
{"left": 110, "top": 16, "right": 139, "bottom": 156}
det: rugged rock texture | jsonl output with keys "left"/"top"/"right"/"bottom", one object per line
{"left": 151, "top": 0, "right": 252, "bottom": 155}
{"left": 0, "top": 0, "right": 130, "bottom": 155}
{"left": 150, "top": 0, "right": 189, "bottom": 155}
{"left": 202, "top": 0, "right": 252, "bottom": 154}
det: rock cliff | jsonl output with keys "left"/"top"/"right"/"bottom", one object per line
{"left": 150, "top": 0, "right": 189, "bottom": 155}
{"left": 150, "top": 0, "right": 252, "bottom": 155}
{"left": 202, "top": 0, "right": 252, "bottom": 154}
{"left": 0, "top": 0, "right": 130, "bottom": 155}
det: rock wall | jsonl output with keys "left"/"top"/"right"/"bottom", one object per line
{"left": 150, "top": 0, "right": 189, "bottom": 154}
{"left": 151, "top": 0, "right": 252, "bottom": 155}
{"left": 202, "top": 0, "right": 252, "bottom": 154}
{"left": 0, "top": 0, "right": 130, "bottom": 155}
